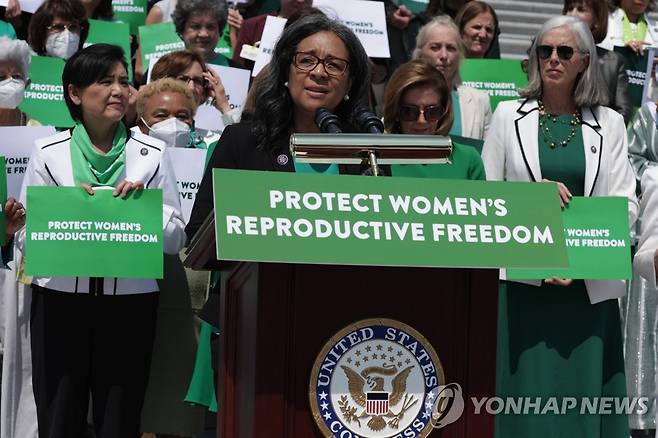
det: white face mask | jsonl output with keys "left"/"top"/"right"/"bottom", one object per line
{"left": 45, "top": 30, "right": 80, "bottom": 60}
{"left": 142, "top": 117, "right": 191, "bottom": 148}
{"left": 0, "top": 78, "right": 25, "bottom": 109}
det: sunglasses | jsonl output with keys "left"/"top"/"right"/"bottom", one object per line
{"left": 399, "top": 105, "right": 442, "bottom": 122}
{"left": 536, "top": 45, "right": 576, "bottom": 60}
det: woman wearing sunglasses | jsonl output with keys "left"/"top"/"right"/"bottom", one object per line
{"left": 382, "top": 58, "right": 484, "bottom": 180}
{"left": 482, "top": 15, "right": 637, "bottom": 438}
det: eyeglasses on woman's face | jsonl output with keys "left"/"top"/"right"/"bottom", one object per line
{"left": 292, "top": 52, "right": 349, "bottom": 77}
{"left": 47, "top": 20, "right": 82, "bottom": 34}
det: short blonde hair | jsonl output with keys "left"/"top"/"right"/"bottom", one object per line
{"left": 136, "top": 78, "right": 197, "bottom": 119}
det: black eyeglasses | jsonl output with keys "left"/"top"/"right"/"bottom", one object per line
{"left": 176, "top": 75, "right": 206, "bottom": 89}
{"left": 399, "top": 105, "right": 442, "bottom": 122}
{"left": 292, "top": 52, "right": 349, "bottom": 77}
{"left": 536, "top": 45, "right": 576, "bottom": 60}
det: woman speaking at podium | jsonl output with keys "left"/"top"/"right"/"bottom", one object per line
{"left": 482, "top": 16, "right": 636, "bottom": 438}
{"left": 187, "top": 13, "right": 371, "bottom": 239}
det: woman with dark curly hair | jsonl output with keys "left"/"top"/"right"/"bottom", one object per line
{"left": 187, "top": 12, "right": 370, "bottom": 237}
{"left": 172, "top": 0, "right": 229, "bottom": 66}
{"left": 27, "top": 0, "right": 88, "bottom": 59}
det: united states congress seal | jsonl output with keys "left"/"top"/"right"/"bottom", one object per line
{"left": 309, "top": 319, "right": 445, "bottom": 438}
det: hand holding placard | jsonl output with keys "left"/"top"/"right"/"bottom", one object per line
{"left": 26, "top": 187, "right": 164, "bottom": 279}
{"left": 4, "top": 197, "right": 25, "bottom": 240}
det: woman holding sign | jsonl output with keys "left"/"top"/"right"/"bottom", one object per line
{"left": 382, "top": 58, "right": 485, "bottom": 180}
{"left": 412, "top": 15, "right": 492, "bottom": 140}
{"left": 5, "top": 44, "right": 186, "bottom": 438}
{"left": 600, "top": 0, "right": 658, "bottom": 53}
{"left": 482, "top": 16, "right": 637, "bottom": 438}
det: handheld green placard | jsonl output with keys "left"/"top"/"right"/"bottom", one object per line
{"left": 139, "top": 22, "right": 232, "bottom": 68}
{"left": 19, "top": 56, "right": 74, "bottom": 128}
{"left": 212, "top": 169, "right": 568, "bottom": 269}
{"left": 139, "top": 22, "right": 185, "bottom": 69}
{"left": 86, "top": 19, "right": 133, "bottom": 80}
{"left": 613, "top": 46, "right": 649, "bottom": 108}
{"left": 392, "top": 0, "right": 429, "bottom": 14}
{"left": 26, "top": 187, "right": 164, "bottom": 278}
{"left": 460, "top": 59, "right": 529, "bottom": 110}
{"left": 112, "top": 0, "right": 147, "bottom": 34}
{"left": 506, "top": 197, "right": 631, "bottom": 280}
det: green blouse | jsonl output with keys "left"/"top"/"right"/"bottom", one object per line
{"left": 538, "top": 114, "right": 585, "bottom": 196}
{"left": 390, "top": 141, "right": 485, "bottom": 181}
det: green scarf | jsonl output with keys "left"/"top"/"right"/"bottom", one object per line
{"left": 622, "top": 10, "right": 648, "bottom": 44}
{"left": 70, "top": 122, "right": 127, "bottom": 187}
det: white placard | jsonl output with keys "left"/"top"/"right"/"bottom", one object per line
{"left": 0, "top": 126, "right": 56, "bottom": 199}
{"left": 0, "top": 0, "right": 44, "bottom": 13}
{"left": 313, "top": 0, "right": 390, "bottom": 58}
{"left": 193, "top": 64, "right": 250, "bottom": 133}
{"left": 252, "top": 15, "right": 287, "bottom": 77}
{"left": 165, "top": 148, "right": 207, "bottom": 224}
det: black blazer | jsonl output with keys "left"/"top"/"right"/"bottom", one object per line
{"left": 597, "top": 46, "right": 632, "bottom": 125}
{"left": 186, "top": 121, "right": 360, "bottom": 241}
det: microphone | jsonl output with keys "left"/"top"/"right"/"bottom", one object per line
{"left": 315, "top": 108, "right": 343, "bottom": 134}
{"left": 353, "top": 106, "right": 384, "bottom": 134}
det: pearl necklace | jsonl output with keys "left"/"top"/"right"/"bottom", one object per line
{"left": 537, "top": 100, "right": 582, "bottom": 149}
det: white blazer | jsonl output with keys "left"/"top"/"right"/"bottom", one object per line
{"left": 599, "top": 8, "right": 658, "bottom": 51}
{"left": 15, "top": 128, "right": 186, "bottom": 295}
{"left": 482, "top": 99, "right": 638, "bottom": 303}
{"left": 457, "top": 85, "right": 491, "bottom": 140}
{"left": 634, "top": 167, "right": 658, "bottom": 288}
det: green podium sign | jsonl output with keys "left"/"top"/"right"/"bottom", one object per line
{"left": 212, "top": 169, "right": 568, "bottom": 269}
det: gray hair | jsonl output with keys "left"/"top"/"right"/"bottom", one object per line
{"left": 520, "top": 15, "right": 607, "bottom": 107}
{"left": 0, "top": 37, "right": 31, "bottom": 78}
{"left": 172, "top": 0, "right": 227, "bottom": 36}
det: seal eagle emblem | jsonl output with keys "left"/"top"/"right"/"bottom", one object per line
{"left": 309, "top": 318, "right": 445, "bottom": 438}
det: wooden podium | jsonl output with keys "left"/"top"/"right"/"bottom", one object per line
{"left": 186, "top": 217, "right": 498, "bottom": 437}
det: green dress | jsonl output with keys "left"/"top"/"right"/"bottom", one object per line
{"left": 495, "top": 115, "right": 628, "bottom": 437}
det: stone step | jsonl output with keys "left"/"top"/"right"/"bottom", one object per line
{"left": 499, "top": 21, "right": 542, "bottom": 37}
{"left": 496, "top": 9, "right": 557, "bottom": 25}
{"left": 499, "top": 35, "right": 533, "bottom": 59}
{"left": 488, "top": 0, "right": 563, "bottom": 14}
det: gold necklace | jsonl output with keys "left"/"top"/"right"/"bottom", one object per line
{"left": 537, "top": 100, "right": 582, "bottom": 149}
